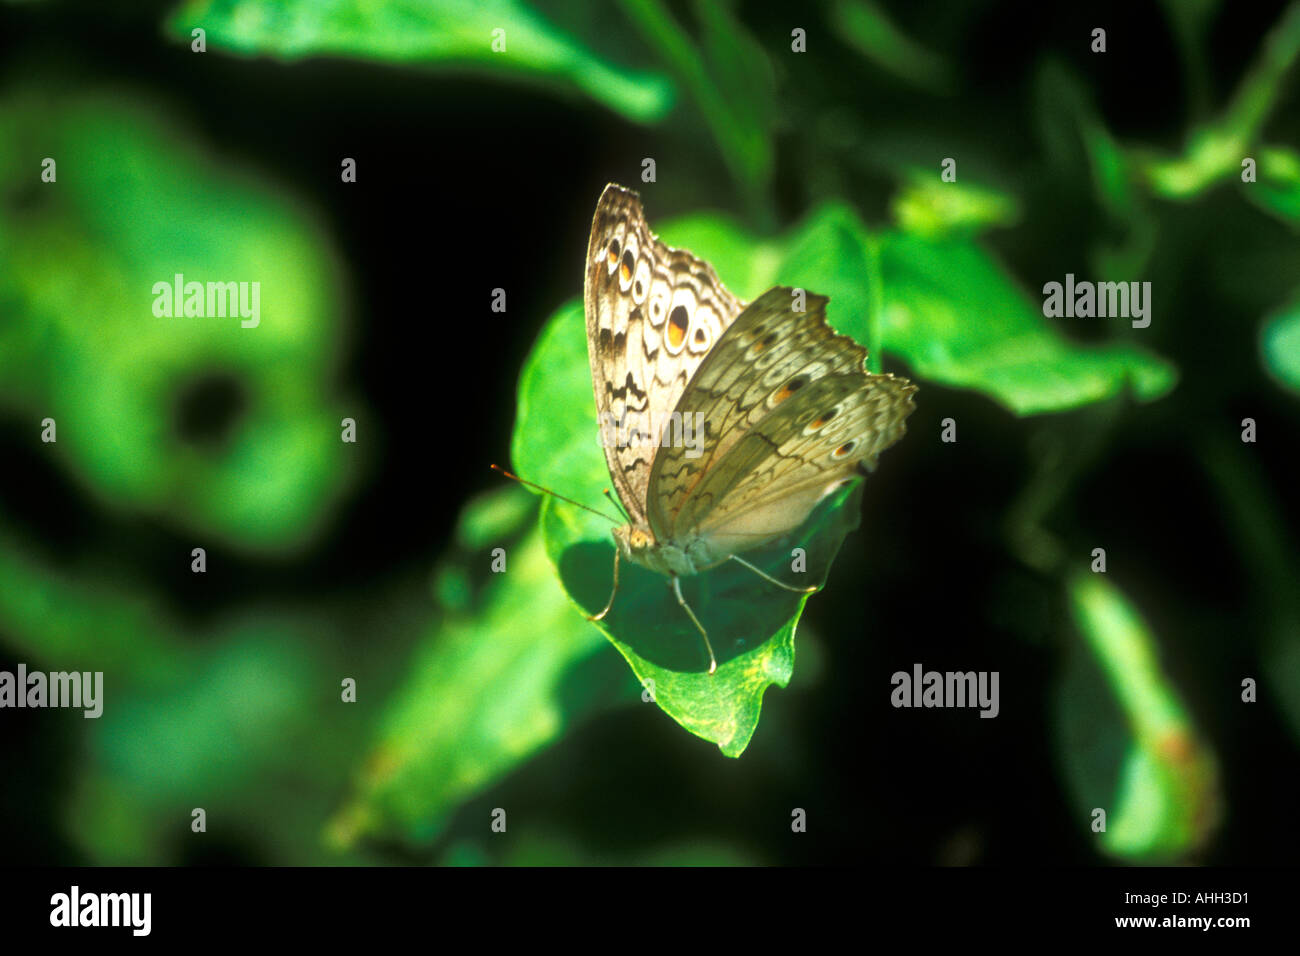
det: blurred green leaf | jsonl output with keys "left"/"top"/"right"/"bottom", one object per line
{"left": 1032, "top": 61, "right": 1156, "bottom": 275}
{"left": 829, "top": 0, "right": 954, "bottom": 92}
{"left": 1199, "top": 435, "right": 1300, "bottom": 741}
{"left": 1144, "top": 126, "right": 1247, "bottom": 200}
{"left": 1157, "top": 0, "right": 1220, "bottom": 117}
{"left": 0, "top": 524, "right": 193, "bottom": 683}
{"left": 330, "top": 516, "right": 624, "bottom": 846}
{"left": 0, "top": 510, "right": 372, "bottom": 864}
{"left": 1261, "top": 295, "right": 1300, "bottom": 393}
{"left": 618, "top": 0, "right": 774, "bottom": 218}
{"left": 872, "top": 231, "right": 1175, "bottom": 414}
{"left": 511, "top": 301, "right": 863, "bottom": 756}
{"left": 1144, "top": 2, "right": 1300, "bottom": 198}
{"left": 64, "top": 773, "right": 167, "bottom": 866}
{"left": 1060, "top": 573, "right": 1221, "bottom": 862}
{"left": 94, "top": 623, "right": 320, "bottom": 800}
{"left": 65, "top": 617, "right": 373, "bottom": 866}
{"left": 664, "top": 203, "right": 1177, "bottom": 415}
{"left": 167, "top": 0, "right": 675, "bottom": 124}
{"left": 0, "top": 89, "right": 356, "bottom": 552}
{"left": 439, "top": 830, "right": 758, "bottom": 865}
{"left": 1033, "top": 59, "right": 1132, "bottom": 217}
{"left": 890, "top": 169, "right": 1019, "bottom": 237}
{"left": 695, "top": 0, "right": 775, "bottom": 179}
{"left": 1244, "top": 145, "right": 1300, "bottom": 226}
{"left": 454, "top": 483, "right": 539, "bottom": 550}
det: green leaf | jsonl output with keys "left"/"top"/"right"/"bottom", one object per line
{"left": 0, "top": 505, "right": 371, "bottom": 864}
{"left": 1198, "top": 434, "right": 1300, "bottom": 744}
{"left": 167, "top": 0, "right": 675, "bottom": 124}
{"left": 1143, "top": 3, "right": 1300, "bottom": 199}
{"left": 542, "top": 478, "right": 859, "bottom": 758}
{"left": 1243, "top": 145, "right": 1300, "bottom": 227}
{"left": 0, "top": 89, "right": 355, "bottom": 551}
{"left": 667, "top": 203, "right": 1177, "bottom": 415}
{"left": 1059, "top": 573, "right": 1221, "bottom": 862}
{"left": 873, "top": 232, "right": 1176, "bottom": 414}
{"left": 829, "top": 0, "right": 954, "bottom": 93}
{"left": 512, "top": 302, "right": 862, "bottom": 756}
{"left": 1156, "top": 0, "right": 1220, "bottom": 117}
{"left": 890, "top": 169, "right": 1020, "bottom": 238}
{"left": 0, "top": 522, "right": 192, "bottom": 683}
{"left": 1033, "top": 59, "right": 1133, "bottom": 217}
{"left": 1031, "top": 61, "right": 1157, "bottom": 276}
{"left": 330, "top": 492, "right": 625, "bottom": 846}
{"left": 692, "top": 0, "right": 776, "bottom": 193}
{"left": 1261, "top": 295, "right": 1300, "bottom": 393}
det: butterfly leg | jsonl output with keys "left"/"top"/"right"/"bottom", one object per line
{"left": 672, "top": 575, "right": 717, "bottom": 675}
{"left": 587, "top": 547, "right": 621, "bottom": 622}
{"left": 728, "top": 555, "right": 819, "bottom": 593}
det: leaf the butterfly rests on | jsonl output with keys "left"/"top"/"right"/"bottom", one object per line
{"left": 582, "top": 183, "right": 917, "bottom": 675}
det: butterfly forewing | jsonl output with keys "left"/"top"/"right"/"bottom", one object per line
{"left": 584, "top": 184, "right": 743, "bottom": 527}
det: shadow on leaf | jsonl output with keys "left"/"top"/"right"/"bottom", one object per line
{"left": 554, "top": 482, "right": 863, "bottom": 674}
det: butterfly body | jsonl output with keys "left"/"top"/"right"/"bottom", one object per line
{"left": 582, "top": 183, "right": 916, "bottom": 670}
{"left": 613, "top": 523, "right": 727, "bottom": 577}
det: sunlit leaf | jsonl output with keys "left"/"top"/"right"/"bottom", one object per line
{"left": 167, "top": 0, "right": 676, "bottom": 124}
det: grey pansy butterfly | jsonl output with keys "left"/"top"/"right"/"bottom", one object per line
{"left": 583, "top": 183, "right": 916, "bottom": 673}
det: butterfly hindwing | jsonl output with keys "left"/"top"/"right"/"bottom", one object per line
{"left": 584, "top": 184, "right": 743, "bottom": 526}
{"left": 648, "top": 287, "right": 916, "bottom": 549}
{"left": 683, "top": 372, "right": 916, "bottom": 555}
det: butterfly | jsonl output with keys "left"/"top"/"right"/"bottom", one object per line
{"left": 579, "top": 183, "right": 916, "bottom": 673}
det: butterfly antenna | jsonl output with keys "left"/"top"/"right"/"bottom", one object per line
{"left": 602, "top": 487, "right": 631, "bottom": 524}
{"left": 490, "top": 464, "right": 623, "bottom": 525}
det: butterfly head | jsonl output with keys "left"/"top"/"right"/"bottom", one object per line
{"left": 613, "top": 523, "right": 716, "bottom": 578}
{"left": 612, "top": 524, "right": 655, "bottom": 560}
